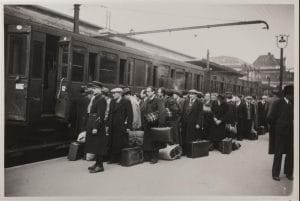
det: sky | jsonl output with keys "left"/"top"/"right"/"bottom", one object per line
{"left": 35, "top": 1, "right": 296, "bottom": 69}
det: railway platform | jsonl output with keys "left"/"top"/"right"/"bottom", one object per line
{"left": 5, "top": 134, "right": 295, "bottom": 198}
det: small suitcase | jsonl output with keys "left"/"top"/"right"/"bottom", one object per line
{"left": 68, "top": 142, "right": 84, "bottom": 161}
{"left": 186, "top": 140, "right": 210, "bottom": 158}
{"left": 218, "top": 138, "right": 232, "bottom": 154}
{"left": 150, "top": 127, "right": 173, "bottom": 143}
{"left": 128, "top": 130, "right": 144, "bottom": 147}
{"left": 120, "top": 147, "right": 144, "bottom": 167}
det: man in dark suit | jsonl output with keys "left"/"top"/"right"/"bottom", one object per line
{"left": 107, "top": 88, "right": 133, "bottom": 164}
{"left": 84, "top": 83, "right": 107, "bottom": 173}
{"left": 257, "top": 95, "right": 269, "bottom": 131}
{"left": 209, "top": 94, "right": 228, "bottom": 149}
{"left": 242, "top": 96, "right": 256, "bottom": 139}
{"left": 181, "top": 89, "right": 203, "bottom": 153}
{"left": 267, "top": 85, "right": 293, "bottom": 181}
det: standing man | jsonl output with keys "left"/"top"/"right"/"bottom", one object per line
{"left": 209, "top": 94, "right": 228, "bottom": 149}
{"left": 181, "top": 89, "right": 203, "bottom": 153}
{"left": 157, "top": 87, "right": 167, "bottom": 105}
{"left": 267, "top": 85, "right": 294, "bottom": 181}
{"left": 243, "top": 96, "right": 256, "bottom": 139}
{"left": 84, "top": 83, "right": 107, "bottom": 173}
{"left": 143, "top": 86, "right": 166, "bottom": 164}
{"left": 123, "top": 88, "right": 142, "bottom": 130}
{"left": 107, "top": 88, "right": 133, "bottom": 164}
{"left": 257, "top": 95, "right": 269, "bottom": 131}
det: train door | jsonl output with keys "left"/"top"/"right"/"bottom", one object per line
{"left": 5, "top": 25, "right": 31, "bottom": 122}
{"left": 42, "top": 34, "right": 59, "bottom": 115}
{"left": 55, "top": 36, "right": 72, "bottom": 120}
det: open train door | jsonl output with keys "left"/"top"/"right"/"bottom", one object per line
{"left": 5, "top": 25, "right": 31, "bottom": 122}
{"left": 54, "top": 36, "right": 72, "bottom": 121}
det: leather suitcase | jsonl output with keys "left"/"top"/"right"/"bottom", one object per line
{"left": 120, "top": 147, "right": 144, "bottom": 167}
{"left": 150, "top": 127, "right": 173, "bottom": 143}
{"left": 68, "top": 142, "right": 84, "bottom": 161}
{"left": 186, "top": 140, "right": 210, "bottom": 158}
{"left": 218, "top": 138, "right": 232, "bottom": 154}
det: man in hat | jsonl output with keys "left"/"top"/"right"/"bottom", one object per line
{"left": 243, "top": 95, "right": 256, "bottom": 139}
{"left": 267, "top": 85, "right": 294, "bottom": 181}
{"left": 143, "top": 86, "right": 166, "bottom": 164}
{"left": 209, "top": 94, "right": 229, "bottom": 149}
{"left": 181, "top": 89, "right": 203, "bottom": 153}
{"left": 257, "top": 95, "right": 269, "bottom": 132}
{"left": 123, "top": 87, "right": 141, "bottom": 130}
{"left": 107, "top": 88, "right": 133, "bottom": 164}
{"left": 84, "top": 83, "right": 107, "bottom": 173}
{"left": 224, "top": 92, "right": 237, "bottom": 138}
{"left": 157, "top": 87, "right": 167, "bottom": 105}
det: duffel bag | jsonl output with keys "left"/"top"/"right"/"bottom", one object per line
{"left": 159, "top": 144, "right": 182, "bottom": 160}
{"left": 150, "top": 127, "right": 173, "bottom": 143}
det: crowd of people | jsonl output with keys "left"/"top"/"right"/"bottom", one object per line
{"left": 73, "top": 81, "right": 294, "bottom": 181}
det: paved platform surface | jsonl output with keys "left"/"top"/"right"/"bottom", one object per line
{"left": 5, "top": 134, "right": 296, "bottom": 198}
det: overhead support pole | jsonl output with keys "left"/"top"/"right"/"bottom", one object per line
{"left": 73, "top": 4, "right": 81, "bottom": 34}
{"left": 101, "top": 20, "right": 269, "bottom": 38}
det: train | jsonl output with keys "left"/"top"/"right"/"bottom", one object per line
{"left": 3, "top": 5, "right": 266, "bottom": 156}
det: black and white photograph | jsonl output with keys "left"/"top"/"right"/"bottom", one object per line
{"left": 0, "top": 0, "right": 298, "bottom": 200}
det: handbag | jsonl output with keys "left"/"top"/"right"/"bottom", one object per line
{"left": 159, "top": 144, "right": 182, "bottom": 160}
{"left": 144, "top": 111, "right": 159, "bottom": 124}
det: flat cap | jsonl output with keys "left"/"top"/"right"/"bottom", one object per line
{"left": 111, "top": 88, "right": 123, "bottom": 93}
{"left": 188, "top": 89, "right": 199, "bottom": 94}
{"left": 123, "top": 87, "right": 131, "bottom": 94}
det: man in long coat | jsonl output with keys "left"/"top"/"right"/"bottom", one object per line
{"left": 257, "top": 95, "right": 269, "bottom": 131}
{"left": 181, "top": 89, "right": 203, "bottom": 153}
{"left": 267, "top": 85, "right": 293, "bottom": 181}
{"left": 107, "top": 88, "right": 133, "bottom": 164}
{"left": 143, "top": 86, "right": 166, "bottom": 164}
{"left": 209, "top": 94, "right": 228, "bottom": 148}
{"left": 165, "top": 89, "right": 181, "bottom": 144}
{"left": 84, "top": 84, "right": 107, "bottom": 173}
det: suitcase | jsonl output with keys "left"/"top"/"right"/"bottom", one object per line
{"left": 120, "top": 147, "right": 144, "bottom": 167}
{"left": 150, "top": 127, "right": 173, "bottom": 143}
{"left": 218, "top": 138, "right": 232, "bottom": 154}
{"left": 128, "top": 130, "right": 144, "bottom": 147}
{"left": 248, "top": 129, "right": 258, "bottom": 140}
{"left": 68, "top": 142, "right": 84, "bottom": 161}
{"left": 159, "top": 144, "right": 182, "bottom": 160}
{"left": 186, "top": 140, "right": 210, "bottom": 158}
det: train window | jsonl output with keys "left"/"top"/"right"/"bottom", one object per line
{"left": 146, "top": 63, "right": 151, "bottom": 85}
{"left": 127, "top": 60, "right": 134, "bottom": 85}
{"left": 99, "top": 52, "right": 118, "bottom": 83}
{"left": 171, "top": 69, "right": 175, "bottom": 79}
{"left": 31, "top": 41, "right": 43, "bottom": 78}
{"left": 175, "top": 70, "right": 185, "bottom": 90}
{"left": 193, "top": 74, "right": 200, "bottom": 90}
{"left": 134, "top": 59, "right": 147, "bottom": 86}
{"left": 153, "top": 66, "right": 157, "bottom": 87}
{"left": 8, "top": 34, "right": 27, "bottom": 76}
{"left": 119, "top": 59, "right": 126, "bottom": 85}
{"left": 71, "top": 51, "right": 84, "bottom": 82}
{"left": 185, "top": 72, "right": 192, "bottom": 89}
{"left": 88, "top": 53, "right": 96, "bottom": 82}
{"left": 158, "top": 65, "right": 170, "bottom": 87}
{"left": 61, "top": 44, "right": 69, "bottom": 78}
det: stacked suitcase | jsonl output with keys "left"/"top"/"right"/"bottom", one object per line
{"left": 150, "top": 127, "right": 173, "bottom": 143}
{"left": 120, "top": 147, "right": 144, "bottom": 166}
{"left": 185, "top": 140, "right": 210, "bottom": 158}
